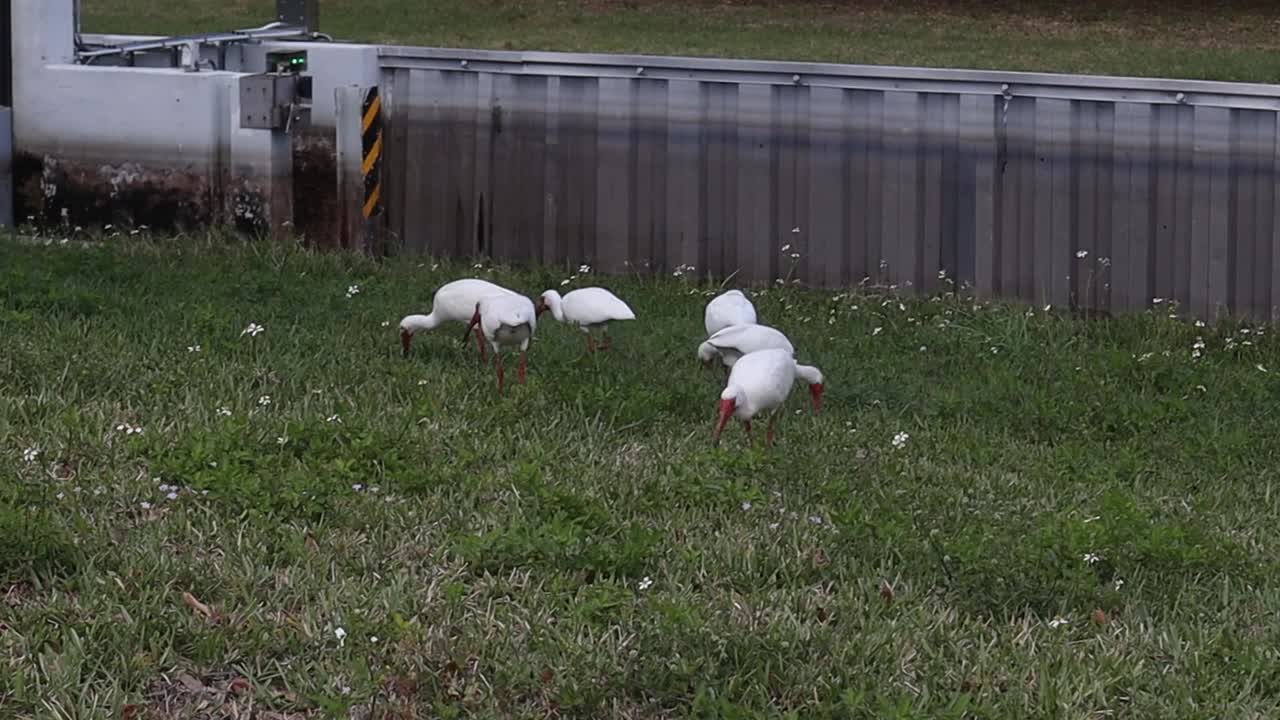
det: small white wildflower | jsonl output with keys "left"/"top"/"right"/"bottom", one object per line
{"left": 990, "top": 346, "right": 999, "bottom": 355}
{"left": 380, "top": 320, "right": 391, "bottom": 328}
{"left": 416, "top": 379, "right": 428, "bottom": 386}
{"left": 370, "top": 486, "right": 380, "bottom": 494}
{"left": 1075, "top": 250, "right": 1088, "bottom": 259}
{"left": 891, "top": 431, "right": 910, "bottom": 449}
{"left": 352, "top": 484, "right": 364, "bottom": 492}
{"left": 789, "top": 252, "right": 801, "bottom": 260}
{"left": 559, "top": 278, "right": 571, "bottom": 286}
{"left": 258, "top": 395, "right": 272, "bottom": 406}
{"left": 897, "top": 302, "right": 906, "bottom": 312}
{"left": 872, "top": 326, "right": 883, "bottom": 336}
{"left": 56, "top": 492, "right": 65, "bottom": 500}
{"left": 1241, "top": 328, "right": 1252, "bottom": 335}
{"left": 1196, "top": 384, "right": 1207, "bottom": 393}
{"left": 741, "top": 501, "right": 752, "bottom": 511}
{"left": 1195, "top": 320, "right": 1206, "bottom": 328}
{"left": 166, "top": 492, "right": 179, "bottom": 501}
{"left": 346, "top": 284, "right": 361, "bottom": 298}
{"left": 791, "top": 226, "right": 801, "bottom": 234}
{"left": 1152, "top": 297, "right": 1164, "bottom": 305}
{"left": 276, "top": 436, "right": 287, "bottom": 446}
{"left": 919, "top": 345, "right": 927, "bottom": 352}
{"left": 94, "top": 487, "right": 105, "bottom": 496}
{"left": 216, "top": 406, "right": 232, "bottom": 417}
{"left": 1257, "top": 364, "right": 1268, "bottom": 374}
{"left": 370, "top": 636, "right": 379, "bottom": 643}
{"left": 241, "top": 322, "right": 265, "bottom": 337}
{"left": 158, "top": 483, "right": 172, "bottom": 492}
{"left": 780, "top": 244, "right": 792, "bottom": 253}
{"left": 327, "top": 414, "right": 342, "bottom": 424}
{"left": 1048, "top": 616, "right": 1070, "bottom": 629}
{"left": 1113, "top": 578, "right": 1125, "bottom": 591}
{"left": 768, "top": 522, "right": 780, "bottom": 530}
{"left": 22, "top": 447, "right": 40, "bottom": 464}
{"left": 1083, "top": 553, "right": 1101, "bottom": 565}
{"left": 140, "top": 501, "right": 153, "bottom": 510}
{"left": 578, "top": 264, "right": 591, "bottom": 273}
{"left": 186, "top": 344, "right": 201, "bottom": 353}
{"left": 334, "top": 627, "right": 347, "bottom": 647}
{"left": 1083, "top": 515, "right": 1101, "bottom": 523}
{"left": 808, "top": 515, "right": 824, "bottom": 525}
{"left": 638, "top": 576, "right": 653, "bottom": 591}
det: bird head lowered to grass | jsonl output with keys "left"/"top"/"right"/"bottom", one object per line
{"left": 398, "top": 278, "right": 518, "bottom": 360}
{"left": 696, "top": 323, "right": 795, "bottom": 378}
{"left": 713, "top": 348, "right": 824, "bottom": 447}
{"left": 536, "top": 287, "right": 635, "bottom": 353}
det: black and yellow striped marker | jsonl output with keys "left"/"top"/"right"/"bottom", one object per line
{"left": 361, "top": 86, "right": 383, "bottom": 219}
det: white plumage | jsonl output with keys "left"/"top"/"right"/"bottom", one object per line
{"left": 697, "top": 323, "right": 794, "bottom": 373}
{"left": 466, "top": 293, "right": 538, "bottom": 393}
{"left": 703, "top": 289, "right": 757, "bottom": 337}
{"left": 714, "top": 348, "right": 824, "bottom": 447}
{"left": 537, "top": 287, "right": 636, "bottom": 352}
{"left": 398, "top": 278, "right": 519, "bottom": 358}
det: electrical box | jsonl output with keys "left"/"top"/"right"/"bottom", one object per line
{"left": 239, "top": 73, "right": 311, "bottom": 131}
{"left": 266, "top": 49, "right": 308, "bottom": 74}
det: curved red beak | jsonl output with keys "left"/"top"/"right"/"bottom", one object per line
{"left": 809, "top": 383, "right": 824, "bottom": 414}
{"left": 462, "top": 309, "right": 480, "bottom": 344}
{"left": 400, "top": 328, "right": 412, "bottom": 357}
{"left": 713, "top": 398, "right": 735, "bottom": 444}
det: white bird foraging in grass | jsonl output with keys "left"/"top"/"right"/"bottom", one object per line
{"left": 704, "top": 289, "right": 757, "bottom": 337}
{"left": 465, "top": 293, "right": 538, "bottom": 393}
{"left": 536, "top": 287, "right": 635, "bottom": 353}
{"left": 697, "top": 323, "right": 795, "bottom": 377}
{"left": 399, "top": 278, "right": 519, "bottom": 359}
{"left": 713, "top": 348, "right": 824, "bottom": 447}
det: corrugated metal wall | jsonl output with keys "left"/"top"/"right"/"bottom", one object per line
{"left": 379, "top": 48, "right": 1280, "bottom": 320}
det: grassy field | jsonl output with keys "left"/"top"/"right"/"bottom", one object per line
{"left": 79, "top": 0, "right": 1280, "bottom": 83}
{"left": 4, "top": 232, "right": 1280, "bottom": 717}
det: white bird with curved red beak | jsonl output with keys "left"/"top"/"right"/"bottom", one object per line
{"left": 398, "top": 278, "right": 518, "bottom": 360}
{"left": 698, "top": 323, "right": 794, "bottom": 378}
{"left": 464, "top": 293, "right": 537, "bottom": 394}
{"left": 536, "top": 287, "right": 635, "bottom": 352}
{"left": 704, "top": 289, "right": 757, "bottom": 337}
{"left": 713, "top": 348, "right": 824, "bottom": 447}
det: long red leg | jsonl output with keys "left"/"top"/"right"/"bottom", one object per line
{"left": 518, "top": 351, "right": 527, "bottom": 384}
{"left": 766, "top": 415, "right": 778, "bottom": 447}
{"left": 475, "top": 326, "right": 487, "bottom": 362}
{"left": 743, "top": 420, "right": 752, "bottom": 444}
{"left": 586, "top": 334, "right": 596, "bottom": 353}
{"left": 495, "top": 353, "right": 505, "bottom": 394}
{"left": 599, "top": 331, "right": 612, "bottom": 351}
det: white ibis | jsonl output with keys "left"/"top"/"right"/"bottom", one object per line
{"left": 697, "top": 323, "right": 795, "bottom": 378}
{"left": 713, "top": 348, "right": 824, "bottom": 447}
{"left": 536, "top": 287, "right": 636, "bottom": 352}
{"left": 704, "top": 289, "right": 757, "bottom": 337}
{"left": 464, "top": 293, "right": 537, "bottom": 393}
{"left": 399, "top": 278, "right": 518, "bottom": 360}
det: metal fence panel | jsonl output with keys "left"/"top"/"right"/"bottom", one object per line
{"left": 379, "top": 47, "right": 1280, "bottom": 320}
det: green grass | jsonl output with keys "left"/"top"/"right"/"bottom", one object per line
{"left": 5, "top": 230, "right": 1280, "bottom": 717}
{"left": 79, "top": 0, "right": 1280, "bottom": 82}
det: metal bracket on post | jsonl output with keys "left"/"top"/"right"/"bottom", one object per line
{"left": 335, "top": 85, "right": 384, "bottom": 254}
{"left": 276, "top": 0, "right": 319, "bottom": 34}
